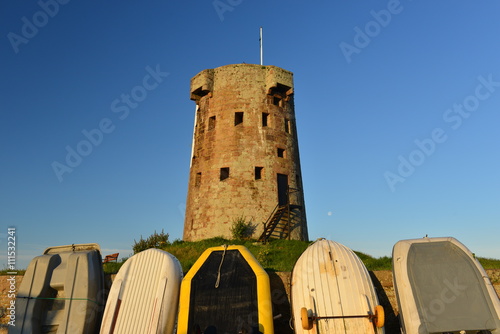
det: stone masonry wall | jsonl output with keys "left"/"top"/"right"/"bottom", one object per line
{"left": 184, "top": 64, "right": 308, "bottom": 241}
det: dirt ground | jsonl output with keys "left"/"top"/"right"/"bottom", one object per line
{"left": 1, "top": 270, "right": 499, "bottom": 334}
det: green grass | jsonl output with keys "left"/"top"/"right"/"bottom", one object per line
{"left": 354, "top": 251, "right": 393, "bottom": 271}
{"left": 478, "top": 257, "right": 500, "bottom": 270}
{"left": 160, "top": 238, "right": 392, "bottom": 273}
{"left": 102, "top": 261, "right": 125, "bottom": 275}
{"left": 5, "top": 240, "right": 500, "bottom": 276}
{"left": 161, "top": 237, "right": 311, "bottom": 272}
{"left": 161, "top": 239, "right": 500, "bottom": 273}
{"left": 97, "top": 241, "right": 500, "bottom": 275}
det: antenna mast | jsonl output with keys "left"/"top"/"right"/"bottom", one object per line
{"left": 260, "top": 27, "right": 263, "bottom": 65}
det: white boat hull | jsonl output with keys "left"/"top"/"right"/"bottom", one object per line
{"left": 12, "top": 243, "right": 104, "bottom": 334}
{"left": 291, "top": 239, "right": 384, "bottom": 334}
{"left": 100, "top": 248, "right": 183, "bottom": 334}
{"left": 393, "top": 237, "right": 500, "bottom": 334}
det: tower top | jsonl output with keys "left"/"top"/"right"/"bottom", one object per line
{"left": 190, "top": 63, "right": 294, "bottom": 103}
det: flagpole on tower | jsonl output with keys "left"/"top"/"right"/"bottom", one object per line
{"left": 260, "top": 26, "right": 263, "bottom": 65}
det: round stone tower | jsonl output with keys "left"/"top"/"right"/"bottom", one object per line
{"left": 184, "top": 64, "right": 308, "bottom": 242}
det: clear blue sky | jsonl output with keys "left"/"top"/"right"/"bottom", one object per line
{"left": 1, "top": 1, "right": 499, "bottom": 269}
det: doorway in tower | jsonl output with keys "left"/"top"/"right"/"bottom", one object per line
{"left": 277, "top": 174, "right": 288, "bottom": 206}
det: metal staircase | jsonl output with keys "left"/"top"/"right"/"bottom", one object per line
{"left": 258, "top": 187, "right": 302, "bottom": 243}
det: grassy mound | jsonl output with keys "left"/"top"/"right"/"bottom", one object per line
{"left": 478, "top": 257, "right": 500, "bottom": 270}
{"left": 163, "top": 238, "right": 310, "bottom": 273}
{"left": 102, "top": 238, "right": 500, "bottom": 275}
{"left": 103, "top": 238, "right": 398, "bottom": 274}
{"left": 5, "top": 239, "right": 500, "bottom": 276}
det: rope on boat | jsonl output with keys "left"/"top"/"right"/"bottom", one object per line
{"left": 215, "top": 244, "right": 228, "bottom": 288}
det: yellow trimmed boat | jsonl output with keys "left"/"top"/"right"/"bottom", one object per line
{"left": 177, "top": 245, "right": 274, "bottom": 334}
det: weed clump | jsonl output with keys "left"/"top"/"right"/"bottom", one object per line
{"left": 230, "top": 216, "right": 256, "bottom": 240}
{"left": 133, "top": 229, "right": 170, "bottom": 254}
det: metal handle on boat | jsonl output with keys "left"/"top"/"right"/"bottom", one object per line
{"left": 300, "top": 305, "right": 385, "bottom": 330}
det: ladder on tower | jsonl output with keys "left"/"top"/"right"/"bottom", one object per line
{"left": 258, "top": 203, "right": 302, "bottom": 244}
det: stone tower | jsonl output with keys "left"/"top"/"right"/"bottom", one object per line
{"left": 184, "top": 64, "right": 308, "bottom": 242}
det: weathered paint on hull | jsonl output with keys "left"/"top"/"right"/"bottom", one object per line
{"left": 291, "top": 239, "right": 384, "bottom": 334}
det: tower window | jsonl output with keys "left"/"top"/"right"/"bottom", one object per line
{"left": 262, "top": 113, "right": 269, "bottom": 127}
{"left": 277, "top": 148, "right": 285, "bottom": 158}
{"left": 195, "top": 172, "right": 201, "bottom": 187}
{"left": 191, "top": 86, "right": 210, "bottom": 100}
{"left": 269, "top": 83, "right": 291, "bottom": 107}
{"left": 284, "top": 118, "right": 290, "bottom": 134}
{"left": 273, "top": 96, "right": 281, "bottom": 106}
{"left": 234, "top": 112, "right": 244, "bottom": 126}
{"left": 255, "top": 167, "right": 263, "bottom": 180}
{"left": 208, "top": 116, "right": 216, "bottom": 130}
{"left": 220, "top": 167, "right": 230, "bottom": 181}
